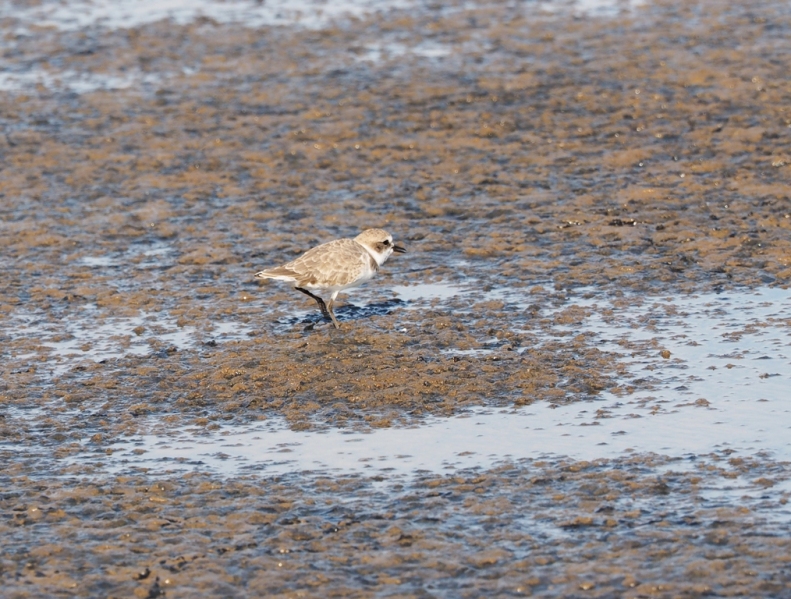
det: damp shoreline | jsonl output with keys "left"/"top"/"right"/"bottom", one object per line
{"left": 3, "top": 0, "right": 791, "bottom": 596}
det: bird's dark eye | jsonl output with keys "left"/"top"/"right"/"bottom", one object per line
{"left": 383, "top": 240, "right": 390, "bottom": 246}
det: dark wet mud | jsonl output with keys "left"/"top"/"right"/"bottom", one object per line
{"left": 3, "top": 455, "right": 791, "bottom": 598}
{"left": 2, "top": 0, "right": 791, "bottom": 596}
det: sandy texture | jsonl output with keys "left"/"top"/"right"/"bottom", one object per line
{"left": 2, "top": 455, "right": 791, "bottom": 598}
{"left": 1, "top": 0, "right": 790, "bottom": 596}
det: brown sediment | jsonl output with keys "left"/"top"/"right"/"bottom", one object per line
{"left": 1, "top": 455, "right": 790, "bottom": 597}
{"left": 1, "top": 0, "right": 791, "bottom": 596}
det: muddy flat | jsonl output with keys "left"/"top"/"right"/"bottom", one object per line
{"left": 1, "top": 0, "right": 790, "bottom": 596}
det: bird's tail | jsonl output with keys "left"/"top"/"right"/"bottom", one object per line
{"left": 255, "top": 267, "right": 298, "bottom": 282}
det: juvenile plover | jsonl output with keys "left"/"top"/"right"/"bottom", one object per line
{"left": 255, "top": 229, "right": 406, "bottom": 328}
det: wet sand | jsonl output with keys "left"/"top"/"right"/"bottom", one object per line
{"left": 3, "top": 456, "right": 791, "bottom": 598}
{"left": 1, "top": 0, "right": 791, "bottom": 596}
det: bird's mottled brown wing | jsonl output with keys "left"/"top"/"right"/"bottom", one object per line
{"left": 282, "top": 238, "right": 371, "bottom": 288}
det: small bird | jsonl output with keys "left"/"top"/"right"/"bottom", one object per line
{"left": 255, "top": 229, "right": 406, "bottom": 328}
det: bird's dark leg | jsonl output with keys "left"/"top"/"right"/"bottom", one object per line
{"left": 295, "top": 287, "right": 334, "bottom": 324}
{"left": 325, "top": 298, "right": 340, "bottom": 329}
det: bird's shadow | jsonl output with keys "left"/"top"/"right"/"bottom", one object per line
{"left": 284, "top": 298, "right": 406, "bottom": 328}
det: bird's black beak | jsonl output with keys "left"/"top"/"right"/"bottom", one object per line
{"left": 393, "top": 244, "right": 407, "bottom": 254}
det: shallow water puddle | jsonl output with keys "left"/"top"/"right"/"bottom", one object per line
{"left": 5, "top": 307, "right": 252, "bottom": 376}
{"left": 0, "top": 0, "right": 650, "bottom": 93}
{"left": 2, "top": 0, "right": 645, "bottom": 33}
{"left": 7, "top": 309, "right": 194, "bottom": 376}
{"left": 354, "top": 40, "right": 453, "bottom": 63}
{"left": 391, "top": 282, "right": 466, "bottom": 303}
{"left": 0, "top": 68, "right": 161, "bottom": 94}
{"left": 87, "top": 396, "right": 791, "bottom": 475}
{"left": 539, "top": 0, "right": 646, "bottom": 16}
{"left": 391, "top": 280, "right": 518, "bottom": 304}
{"left": 73, "top": 286, "right": 791, "bottom": 477}
{"left": 1, "top": 0, "right": 415, "bottom": 32}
